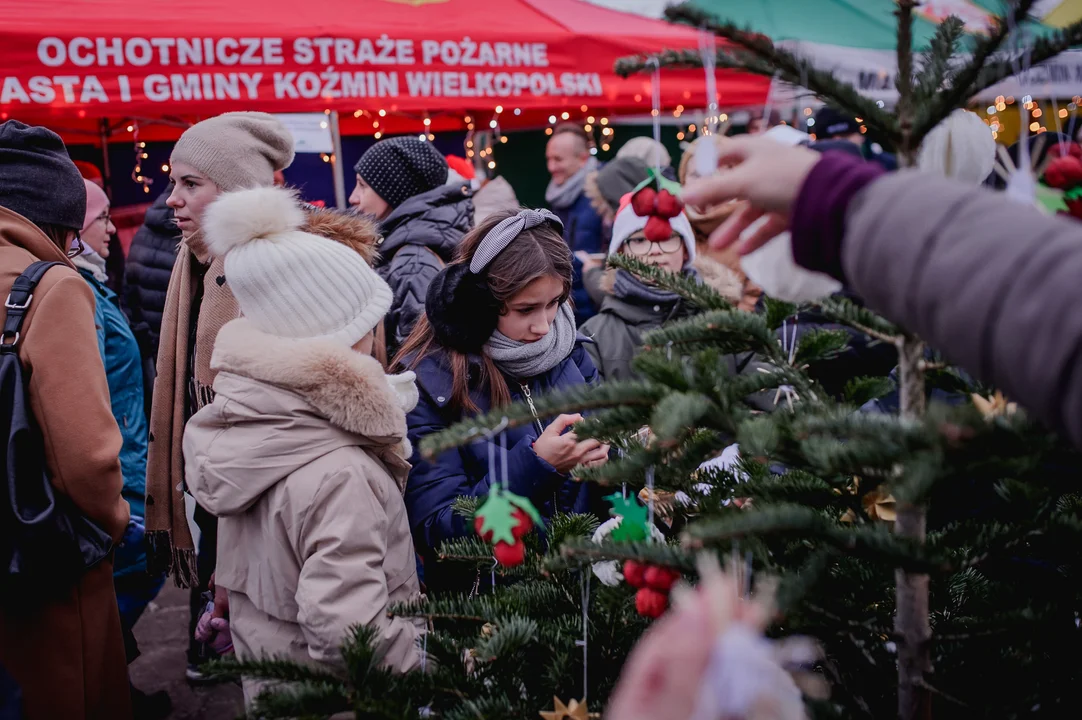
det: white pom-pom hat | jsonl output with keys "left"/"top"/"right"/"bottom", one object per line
{"left": 203, "top": 186, "right": 392, "bottom": 347}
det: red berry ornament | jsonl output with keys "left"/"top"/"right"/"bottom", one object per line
{"left": 1049, "top": 142, "right": 1082, "bottom": 160}
{"left": 473, "top": 515, "right": 491, "bottom": 542}
{"left": 493, "top": 540, "right": 526, "bottom": 566}
{"left": 1043, "top": 156, "right": 1082, "bottom": 190}
{"left": 643, "top": 566, "right": 680, "bottom": 592}
{"left": 635, "top": 587, "right": 669, "bottom": 619}
{"left": 654, "top": 189, "right": 683, "bottom": 219}
{"left": 643, "top": 216, "right": 673, "bottom": 243}
{"left": 623, "top": 560, "right": 647, "bottom": 588}
{"left": 511, "top": 508, "right": 533, "bottom": 540}
{"left": 631, "top": 187, "right": 657, "bottom": 216}
{"left": 1065, "top": 197, "right": 1082, "bottom": 221}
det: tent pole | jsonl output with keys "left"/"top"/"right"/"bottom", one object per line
{"left": 329, "top": 111, "right": 346, "bottom": 209}
{"left": 99, "top": 118, "right": 113, "bottom": 201}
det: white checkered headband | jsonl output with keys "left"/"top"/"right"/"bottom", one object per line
{"left": 468, "top": 208, "right": 564, "bottom": 274}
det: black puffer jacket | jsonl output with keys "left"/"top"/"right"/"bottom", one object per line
{"left": 377, "top": 184, "right": 473, "bottom": 359}
{"left": 123, "top": 190, "right": 180, "bottom": 360}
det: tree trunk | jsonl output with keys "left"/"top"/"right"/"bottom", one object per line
{"left": 894, "top": 336, "right": 932, "bottom": 720}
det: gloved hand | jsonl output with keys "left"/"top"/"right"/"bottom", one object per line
{"left": 194, "top": 611, "right": 234, "bottom": 655}
{"left": 121, "top": 515, "right": 145, "bottom": 548}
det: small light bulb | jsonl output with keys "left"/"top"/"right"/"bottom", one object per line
{"left": 466, "top": 140, "right": 474, "bottom": 148}
{"left": 600, "top": 117, "right": 608, "bottom": 125}
{"left": 584, "top": 124, "right": 592, "bottom": 132}
{"left": 561, "top": 111, "right": 570, "bottom": 120}
{"left": 487, "top": 160, "right": 496, "bottom": 169}
{"left": 548, "top": 115, "right": 557, "bottom": 124}
{"left": 495, "top": 105, "right": 503, "bottom": 114}
{"left": 161, "top": 164, "right": 169, "bottom": 172}
{"left": 126, "top": 125, "right": 134, "bottom": 132}
{"left": 545, "top": 127, "right": 553, "bottom": 136}
{"left": 373, "top": 121, "right": 379, "bottom": 128}
{"left": 467, "top": 149, "right": 474, "bottom": 157}
{"left": 424, "top": 117, "right": 431, "bottom": 126}
{"left": 467, "top": 123, "right": 475, "bottom": 130}
{"left": 587, "top": 115, "right": 595, "bottom": 124}
{"left": 580, "top": 104, "right": 588, "bottom": 112}
{"left": 1030, "top": 121, "right": 1040, "bottom": 132}
{"left": 676, "top": 131, "right": 684, "bottom": 140}
{"left": 418, "top": 133, "right": 426, "bottom": 141}
{"left": 354, "top": 110, "right": 363, "bottom": 118}
{"left": 374, "top": 131, "right": 382, "bottom": 139}
{"left": 634, "top": 94, "right": 642, "bottom": 102}
{"left": 489, "top": 119, "right": 498, "bottom": 128}
{"left": 320, "top": 121, "right": 328, "bottom": 129}
{"left": 601, "top": 143, "right": 610, "bottom": 151}
{"left": 651, "top": 109, "right": 659, "bottom": 117}
{"left": 513, "top": 108, "right": 521, "bottom": 115}
{"left": 428, "top": 133, "right": 435, "bottom": 141}
{"left": 138, "top": 142, "right": 146, "bottom": 148}
{"left": 688, "top": 124, "right": 696, "bottom": 132}
{"left": 142, "top": 153, "right": 149, "bottom": 159}
{"left": 378, "top": 109, "right": 387, "bottom": 117}
{"left": 500, "top": 135, "right": 508, "bottom": 143}
{"left": 144, "top": 185, "right": 150, "bottom": 193}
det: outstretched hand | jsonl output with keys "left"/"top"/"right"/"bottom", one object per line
{"left": 682, "top": 136, "right": 820, "bottom": 256}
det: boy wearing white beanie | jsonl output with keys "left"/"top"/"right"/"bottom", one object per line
{"left": 182, "top": 186, "right": 424, "bottom": 708}
{"left": 581, "top": 195, "right": 699, "bottom": 382}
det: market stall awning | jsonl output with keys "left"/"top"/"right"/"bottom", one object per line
{"left": 0, "top": 0, "right": 769, "bottom": 139}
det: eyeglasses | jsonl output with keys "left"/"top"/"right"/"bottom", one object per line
{"left": 625, "top": 235, "right": 684, "bottom": 256}
{"left": 66, "top": 233, "right": 84, "bottom": 259}
{"left": 95, "top": 211, "right": 112, "bottom": 225}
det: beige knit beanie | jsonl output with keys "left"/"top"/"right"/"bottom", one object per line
{"left": 171, "top": 112, "right": 295, "bottom": 191}
{"left": 202, "top": 186, "right": 391, "bottom": 347}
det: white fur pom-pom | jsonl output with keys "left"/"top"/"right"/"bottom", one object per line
{"left": 917, "top": 109, "right": 996, "bottom": 186}
{"left": 740, "top": 231, "right": 842, "bottom": 303}
{"left": 203, "top": 186, "right": 306, "bottom": 259}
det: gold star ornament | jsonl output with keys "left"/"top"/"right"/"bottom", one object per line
{"left": 539, "top": 696, "right": 590, "bottom": 720}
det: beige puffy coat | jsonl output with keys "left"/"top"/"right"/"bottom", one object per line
{"left": 183, "top": 318, "right": 424, "bottom": 706}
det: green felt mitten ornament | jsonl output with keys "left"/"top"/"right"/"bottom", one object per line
{"left": 474, "top": 486, "right": 543, "bottom": 566}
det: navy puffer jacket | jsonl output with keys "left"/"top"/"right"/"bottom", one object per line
{"left": 123, "top": 190, "right": 179, "bottom": 360}
{"left": 404, "top": 340, "right": 603, "bottom": 593}
{"left": 552, "top": 193, "right": 606, "bottom": 325}
{"left": 377, "top": 184, "right": 473, "bottom": 358}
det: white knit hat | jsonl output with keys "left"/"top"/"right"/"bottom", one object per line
{"left": 608, "top": 200, "right": 696, "bottom": 260}
{"left": 203, "top": 186, "right": 391, "bottom": 347}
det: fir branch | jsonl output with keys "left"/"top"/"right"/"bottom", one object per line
{"left": 763, "top": 297, "right": 798, "bottom": 331}
{"left": 794, "top": 328, "right": 850, "bottom": 367}
{"left": 250, "top": 682, "right": 351, "bottom": 719}
{"left": 843, "top": 376, "right": 895, "bottom": 407}
{"left": 550, "top": 538, "right": 698, "bottom": 572}
{"left": 473, "top": 617, "right": 539, "bottom": 660}
{"left": 419, "top": 381, "right": 666, "bottom": 457}
{"left": 650, "top": 391, "right": 717, "bottom": 442}
{"left": 914, "top": 16, "right": 967, "bottom": 105}
{"left": 452, "top": 496, "right": 481, "bottom": 520}
{"left": 201, "top": 656, "right": 344, "bottom": 685}
{"left": 659, "top": 5, "right": 897, "bottom": 140}
{"left": 812, "top": 296, "right": 901, "bottom": 343}
{"left": 607, "top": 253, "right": 733, "bottom": 311}
{"left": 643, "top": 309, "right": 784, "bottom": 363}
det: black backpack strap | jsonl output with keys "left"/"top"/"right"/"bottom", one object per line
{"left": 1, "top": 261, "right": 64, "bottom": 352}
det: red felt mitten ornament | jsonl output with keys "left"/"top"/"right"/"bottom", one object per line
{"left": 643, "top": 216, "right": 674, "bottom": 242}
{"left": 474, "top": 486, "right": 543, "bottom": 567}
{"left": 623, "top": 560, "right": 647, "bottom": 588}
{"left": 644, "top": 566, "right": 681, "bottom": 593}
{"left": 635, "top": 587, "right": 669, "bottom": 619}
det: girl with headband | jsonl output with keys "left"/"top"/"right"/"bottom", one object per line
{"left": 394, "top": 208, "right": 609, "bottom": 594}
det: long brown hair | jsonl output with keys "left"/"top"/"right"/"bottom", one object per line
{"left": 392, "top": 209, "right": 573, "bottom": 414}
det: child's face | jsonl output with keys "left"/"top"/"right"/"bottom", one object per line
{"left": 497, "top": 274, "right": 564, "bottom": 342}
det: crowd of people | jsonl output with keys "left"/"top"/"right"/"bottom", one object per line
{"left": 1, "top": 99, "right": 1081, "bottom": 720}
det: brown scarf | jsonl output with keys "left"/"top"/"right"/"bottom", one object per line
{"left": 145, "top": 235, "right": 239, "bottom": 587}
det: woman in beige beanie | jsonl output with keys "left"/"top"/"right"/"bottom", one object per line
{"left": 146, "top": 111, "right": 296, "bottom": 681}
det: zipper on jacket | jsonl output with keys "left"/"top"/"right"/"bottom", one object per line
{"left": 520, "top": 383, "right": 546, "bottom": 436}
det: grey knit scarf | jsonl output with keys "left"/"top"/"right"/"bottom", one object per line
{"left": 485, "top": 302, "right": 577, "bottom": 379}
{"left": 545, "top": 157, "right": 599, "bottom": 209}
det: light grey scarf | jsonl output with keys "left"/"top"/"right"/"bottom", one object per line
{"left": 72, "top": 248, "right": 108, "bottom": 283}
{"left": 545, "top": 156, "right": 599, "bottom": 209}
{"left": 485, "top": 303, "right": 577, "bottom": 379}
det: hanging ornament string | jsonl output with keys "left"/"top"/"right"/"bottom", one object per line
{"left": 649, "top": 56, "right": 663, "bottom": 175}
{"left": 698, "top": 27, "right": 718, "bottom": 136}
{"left": 575, "top": 571, "right": 591, "bottom": 701}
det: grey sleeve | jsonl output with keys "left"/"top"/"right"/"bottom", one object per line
{"left": 387, "top": 247, "right": 444, "bottom": 352}
{"left": 842, "top": 170, "right": 1082, "bottom": 447}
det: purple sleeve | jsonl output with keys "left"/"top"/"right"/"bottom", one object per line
{"left": 790, "top": 152, "right": 887, "bottom": 283}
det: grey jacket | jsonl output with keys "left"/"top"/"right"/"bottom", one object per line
{"left": 582, "top": 293, "right": 686, "bottom": 382}
{"left": 842, "top": 171, "right": 1082, "bottom": 447}
{"left": 377, "top": 184, "right": 473, "bottom": 358}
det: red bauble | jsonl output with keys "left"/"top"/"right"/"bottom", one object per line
{"left": 635, "top": 587, "right": 669, "bottom": 618}
{"left": 623, "top": 560, "right": 647, "bottom": 588}
{"left": 1043, "top": 156, "right": 1082, "bottom": 190}
{"left": 631, "top": 187, "right": 658, "bottom": 216}
{"left": 643, "top": 566, "right": 680, "bottom": 592}
{"left": 642, "top": 216, "right": 673, "bottom": 242}
{"left": 493, "top": 540, "right": 526, "bottom": 566}
{"left": 654, "top": 189, "right": 683, "bottom": 218}
{"left": 474, "top": 515, "right": 492, "bottom": 542}
{"left": 511, "top": 508, "right": 533, "bottom": 539}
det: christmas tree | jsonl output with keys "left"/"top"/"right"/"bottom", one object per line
{"left": 212, "top": 3, "right": 1082, "bottom": 718}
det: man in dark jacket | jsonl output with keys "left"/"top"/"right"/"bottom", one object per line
{"left": 546, "top": 123, "right": 604, "bottom": 324}
{"left": 123, "top": 188, "right": 180, "bottom": 361}
{"left": 351, "top": 137, "right": 473, "bottom": 358}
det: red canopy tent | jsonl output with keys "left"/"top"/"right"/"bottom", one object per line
{"left": 0, "top": 0, "right": 768, "bottom": 141}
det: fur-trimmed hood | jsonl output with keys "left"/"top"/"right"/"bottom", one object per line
{"left": 184, "top": 318, "right": 417, "bottom": 515}
{"left": 303, "top": 204, "right": 381, "bottom": 265}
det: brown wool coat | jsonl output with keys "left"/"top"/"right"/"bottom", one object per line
{"left": 0, "top": 207, "right": 131, "bottom": 720}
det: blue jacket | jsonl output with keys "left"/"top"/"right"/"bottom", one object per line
{"left": 78, "top": 267, "right": 148, "bottom": 577}
{"left": 404, "top": 340, "right": 602, "bottom": 589}
{"left": 552, "top": 193, "right": 605, "bottom": 324}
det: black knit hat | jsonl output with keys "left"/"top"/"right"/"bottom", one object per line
{"left": 811, "top": 106, "right": 860, "bottom": 140}
{"left": 0, "top": 120, "right": 87, "bottom": 231}
{"left": 354, "top": 137, "right": 448, "bottom": 209}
